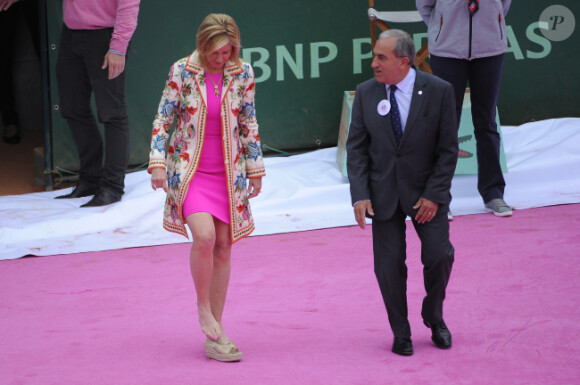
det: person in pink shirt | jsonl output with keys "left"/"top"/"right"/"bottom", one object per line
{"left": 149, "top": 13, "right": 265, "bottom": 362}
{"left": 55, "top": 0, "right": 141, "bottom": 207}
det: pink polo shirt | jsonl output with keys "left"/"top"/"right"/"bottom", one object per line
{"left": 63, "top": 0, "right": 141, "bottom": 54}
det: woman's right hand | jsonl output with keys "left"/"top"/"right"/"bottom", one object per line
{"left": 151, "top": 168, "right": 168, "bottom": 192}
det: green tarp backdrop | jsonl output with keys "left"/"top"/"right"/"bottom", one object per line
{"left": 46, "top": 0, "right": 579, "bottom": 173}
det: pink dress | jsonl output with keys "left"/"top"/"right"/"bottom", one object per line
{"left": 182, "top": 72, "right": 230, "bottom": 224}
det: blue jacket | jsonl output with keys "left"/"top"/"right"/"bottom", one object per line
{"left": 416, "top": 0, "right": 511, "bottom": 59}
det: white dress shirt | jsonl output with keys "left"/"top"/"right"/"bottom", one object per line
{"left": 386, "top": 67, "right": 416, "bottom": 132}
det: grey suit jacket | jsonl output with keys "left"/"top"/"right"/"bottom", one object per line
{"left": 346, "top": 69, "right": 458, "bottom": 220}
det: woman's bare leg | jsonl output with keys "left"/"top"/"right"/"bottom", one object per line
{"left": 186, "top": 212, "right": 221, "bottom": 341}
{"left": 210, "top": 218, "right": 233, "bottom": 340}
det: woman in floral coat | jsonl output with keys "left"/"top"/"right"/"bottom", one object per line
{"left": 149, "top": 14, "right": 265, "bottom": 362}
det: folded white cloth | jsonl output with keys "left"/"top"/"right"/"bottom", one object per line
{"left": 1, "top": 118, "right": 579, "bottom": 260}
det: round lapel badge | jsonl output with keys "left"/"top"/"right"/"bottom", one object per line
{"left": 377, "top": 99, "right": 391, "bottom": 116}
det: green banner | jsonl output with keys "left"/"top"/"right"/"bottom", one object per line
{"left": 46, "top": 1, "right": 579, "bottom": 172}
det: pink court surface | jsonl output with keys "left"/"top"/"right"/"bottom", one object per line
{"left": 1, "top": 204, "right": 579, "bottom": 384}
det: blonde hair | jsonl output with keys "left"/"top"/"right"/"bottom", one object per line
{"left": 196, "top": 13, "right": 242, "bottom": 68}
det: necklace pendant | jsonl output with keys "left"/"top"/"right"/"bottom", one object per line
{"left": 214, "top": 85, "right": 220, "bottom": 97}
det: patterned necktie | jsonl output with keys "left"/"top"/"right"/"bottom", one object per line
{"left": 389, "top": 85, "right": 403, "bottom": 146}
{"left": 468, "top": 0, "right": 479, "bottom": 15}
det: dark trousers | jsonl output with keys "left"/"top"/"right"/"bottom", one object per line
{"left": 56, "top": 25, "right": 130, "bottom": 194}
{"left": 0, "top": 0, "right": 39, "bottom": 127}
{"left": 0, "top": 5, "right": 19, "bottom": 127}
{"left": 372, "top": 204, "right": 454, "bottom": 338}
{"left": 430, "top": 53, "right": 506, "bottom": 203}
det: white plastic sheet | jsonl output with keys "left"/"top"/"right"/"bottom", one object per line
{"left": 1, "top": 118, "right": 578, "bottom": 260}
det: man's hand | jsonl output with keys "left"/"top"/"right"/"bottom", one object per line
{"left": 0, "top": 0, "right": 17, "bottom": 12}
{"left": 413, "top": 197, "right": 439, "bottom": 224}
{"left": 354, "top": 200, "right": 374, "bottom": 229}
{"left": 102, "top": 51, "right": 126, "bottom": 79}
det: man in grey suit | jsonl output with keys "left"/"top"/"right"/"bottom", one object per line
{"left": 346, "top": 29, "right": 458, "bottom": 356}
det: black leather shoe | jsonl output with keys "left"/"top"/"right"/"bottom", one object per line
{"left": 425, "top": 320, "right": 452, "bottom": 349}
{"left": 55, "top": 183, "right": 99, "bottom": 199}
{"left": 80, "top": 189, "right": 122, "bottom": 207}
{"left": 392, "top": 337, "right": 413, "bottom": 356}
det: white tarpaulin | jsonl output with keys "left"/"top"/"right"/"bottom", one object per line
{"left": 1, "top": 118, "right": 579, "bottom": 260}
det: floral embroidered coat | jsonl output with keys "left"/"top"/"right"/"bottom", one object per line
{"left": 148, "top": 51, "right": 266, "bottom": 242}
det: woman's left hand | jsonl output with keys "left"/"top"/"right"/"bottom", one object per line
{"left": 247, "top": 177, "right": 262, "bottom": 199}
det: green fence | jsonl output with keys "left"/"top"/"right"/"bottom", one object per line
{"left": 46, "top": 0, "right": 579, "bottom": 173}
